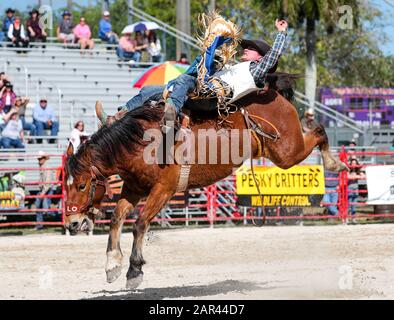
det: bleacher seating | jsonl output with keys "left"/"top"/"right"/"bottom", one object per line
{"left": 1, "top": 42, "right": 152, "bottom": 184}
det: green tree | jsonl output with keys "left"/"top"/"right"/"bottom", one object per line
{"left": 253, "top": 0, "right": 360, "bottom": 106}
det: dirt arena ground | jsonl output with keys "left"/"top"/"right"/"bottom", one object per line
{"left": 0, "top": 224, "right": 393, "bottom": 300}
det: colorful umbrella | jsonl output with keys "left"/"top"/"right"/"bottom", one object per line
{"left": 132, "top": 61, "right": 190, "bottom": 89}
{"left": 121, "top": 21, "right": 160, "bottom": 34}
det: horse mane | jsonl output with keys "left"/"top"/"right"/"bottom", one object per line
{"left": 66, "top": 104, "right": 163, "bottom": 178}
{"left": 265, "top": 72, "right": 303, "bottom": 103}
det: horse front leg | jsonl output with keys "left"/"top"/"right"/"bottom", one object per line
{"left": 105, "top": 189, "right": 140, "bottom": 283}
{"left": 126, "top": 184, "right": 175, "bottom": 289}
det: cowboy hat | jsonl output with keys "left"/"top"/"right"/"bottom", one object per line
{"left": 37, "top": 150, "right": 50, "bottom": 160}
{"left": 304, "top": 108, "right": 315, "bottom": 116}
{"left": 29, "top": 8, "right": 39, "bottom": 15}
{"left": 6, "top": 8, "right": 15, "bottom": 14}
{"left": 240, "top": 39, "right": 278, "bottom": 73}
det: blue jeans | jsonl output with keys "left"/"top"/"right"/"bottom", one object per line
{"left": 33, "top": 120, "right": 59, "bottom": 140}
{"left": 35, "top": 189, "right": 54, "bottom": 224}
{"left": 20, "top": 116, "right": 36, "bottom": 136}
{"left": 100, "top": 35, "right": 118, "bottom": 45}
{"left": 323, "top": 186, "right": 338, "bottom": 216}
{"left": 0, "top": 137, "right": 24, "bottom": 149}
{"left": 116, "top": 47, "right": 141, "bottom": 62}
{"left": 169, "top": 74, "right": 197, "bottom": 113}
{"left": 348, "top": 183, "right": 358, "bottom": 216}
{"left": 125, "top": 85, "right": 165, "bottom": 111}
{"left": 124, "top": 74, "right": 196, "bottom": 114}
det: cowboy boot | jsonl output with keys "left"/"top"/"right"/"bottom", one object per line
{"left": 96, "top": 101, "right": 127, "bottom": 126}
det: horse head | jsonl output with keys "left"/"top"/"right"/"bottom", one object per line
{"left": 63, "top": 143, "right": 111, "bottom": 235}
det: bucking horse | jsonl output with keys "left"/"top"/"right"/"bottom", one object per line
{"left": 63, "top": 83, "right": 347, "bottom": 289}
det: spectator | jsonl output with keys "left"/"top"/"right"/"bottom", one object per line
{"left": 32, "top": 97, "right": 59, "bottom": 144}
{"left": 0, "top": 82, "right": 16, "bottom": 113}
{"left": 347, "top": 138, "right": 358, "bottom": 161}
{"left": 177, "top": 52, "right": 190, "bottom": 65}
{"left": 0, "top": 111, "right": 24, "bottom": 149}
{"left": 14, "top": 96, "right": 36, "bottom": 138}
{"left": 117, "top": 32, "right": 141, "bottom": 62}
{"left": 98, "top": 11, "right": 118, "bottom": 46}
{"left": 0, "top": 107, "right": 17, "bottom": 133}
{"left": 300, "top": 108, "right": 318, "bottom": 133}
{"left": 146, "top": 30, "right": 162, "bottom": 62}
{"left": 11, "top": 172, "right": 26, "bottom": 206}
{"left": 35, "top": 151, "right": 53, "bottom": 230}
{"left": 347, "top": 158, "right": 365, "bottom": 223}
{"left": 73, "top": 17, "right": 94, "bottom": 54}
{"left": 69, "top": 120, "right": 89, "bottom": 152}
{"left": 134, "top": 30, "right": 148, "bottom": 61}
{"left": 57, "top": 11, "right": 75, "bottom": 45}
{"left": 0, "top": 72, "right": 10, "bottom": 90}
{"left": 0, "top": 8, "right": 15, "bottom": 42}
{"left": 7, "top": 16, "right": 29, "bottom": 53}
{"left": 322, "top": 170, "right": 339, "bottom": 216}
{"left": 26, "top": 9, "right": 47, "bottom": 45}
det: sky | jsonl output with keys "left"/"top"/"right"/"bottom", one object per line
{"left": 1, "top": 0, "right": 393, "bottom": 55}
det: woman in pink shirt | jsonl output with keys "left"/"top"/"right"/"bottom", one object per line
{"left": 73, "top": 17, "right": 94, "bottom": 53}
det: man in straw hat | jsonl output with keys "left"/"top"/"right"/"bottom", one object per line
{"left": 35, "top": 151, "right": 54, "bottom": 230}
{"left": 97, "top": 16, "right": 288, "bottom": 129}
{"left": 301, "top": 107, "right": 318, "bottom": 133}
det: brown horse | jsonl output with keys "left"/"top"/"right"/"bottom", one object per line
{"left": 63, "top": 89, "right": 347, "bottom": 289}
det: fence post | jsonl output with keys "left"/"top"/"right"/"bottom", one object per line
{"left": 207, "top": 185, "right": 217, "bottom": 228}
{"left": 339, "top": 146, "right": 349, "bottom": 224}
{"left": 61, "top": 154, "right": 66, "bottom": 228}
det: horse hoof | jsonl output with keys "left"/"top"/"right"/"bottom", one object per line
{"left": 106, "top": 265, "right": 122, "bottom": 283}
{"left": 126, "top": 272, "right": 144, "bottom": 290}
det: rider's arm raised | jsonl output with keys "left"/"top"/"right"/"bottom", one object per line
{"left": 250, "top": 31, "right": 287, "bottom": 84}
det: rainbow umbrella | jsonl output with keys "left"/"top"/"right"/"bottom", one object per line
{"left": 132, "top": 61, "right": 190, "bottom": 89}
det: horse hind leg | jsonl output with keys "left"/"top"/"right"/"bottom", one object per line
{"left": 313, "top": 124, "right": 348, "bottom": 172}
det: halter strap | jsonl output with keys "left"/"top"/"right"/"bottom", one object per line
{"left": 65, "top": 166, "right": 112, "bottom": 217}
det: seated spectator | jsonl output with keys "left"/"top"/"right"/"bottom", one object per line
{"left": 0, "top": 107, "right": 17, "bottom": 133}
{"left": 177, "top": 53, "right": 190, "bottom": 65}
{"left": 56, "top": 11, "right": 75, "bottom": 45}
{"left": 69, "top": 120, "right": 89, "bottom": 152}
{"left": 0, "top": 111, "right": 25, "bottom": 149}
{"left": 7, "top": 16, "right": 29, "bottom": 53}
{"left": 117, "top": 32, "right": 141, "bottom": 62}
{"left": 146, "top": 30, "right": 162, "bottom": 62}
{"left": 26, "top": 9, "right": 47, "bottom": 45}
{"left": 0, "top": 82, "right": 16, "bottom": 113}
{"left": 0, "top": 8, "right": 15, "bottom": 42}
{"left": 0, "top": 72, "right": 10, "bottom": 90}
{"left": 135, "top": 31, "right": 148, "bottom": 62}
{"left": 98, "top": 11, "right": 118, "bottom": 46}
{"left": 32, "top": 97, "right": 59, "bottom": 144}
{"left": 73, "top": 17, "right": 94, "bottom": 53}
{"left": 14, "top": 96, "right": 36, "bottom": 138}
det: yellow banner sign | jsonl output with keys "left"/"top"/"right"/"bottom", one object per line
{"left": 236, "top": 165, "right": 325, "bottom": 195}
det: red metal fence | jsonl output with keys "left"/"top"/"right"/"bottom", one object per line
{"left": 0, "top": 149, "right": 393, "bottom": 229}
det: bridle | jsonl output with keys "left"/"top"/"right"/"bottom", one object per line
{"left": 65, "top": 166, "right": 113, "bottom": 218}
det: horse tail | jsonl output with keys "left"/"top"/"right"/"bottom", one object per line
{"left": 265, "top": 72, "right": 303, "bottom": 103}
